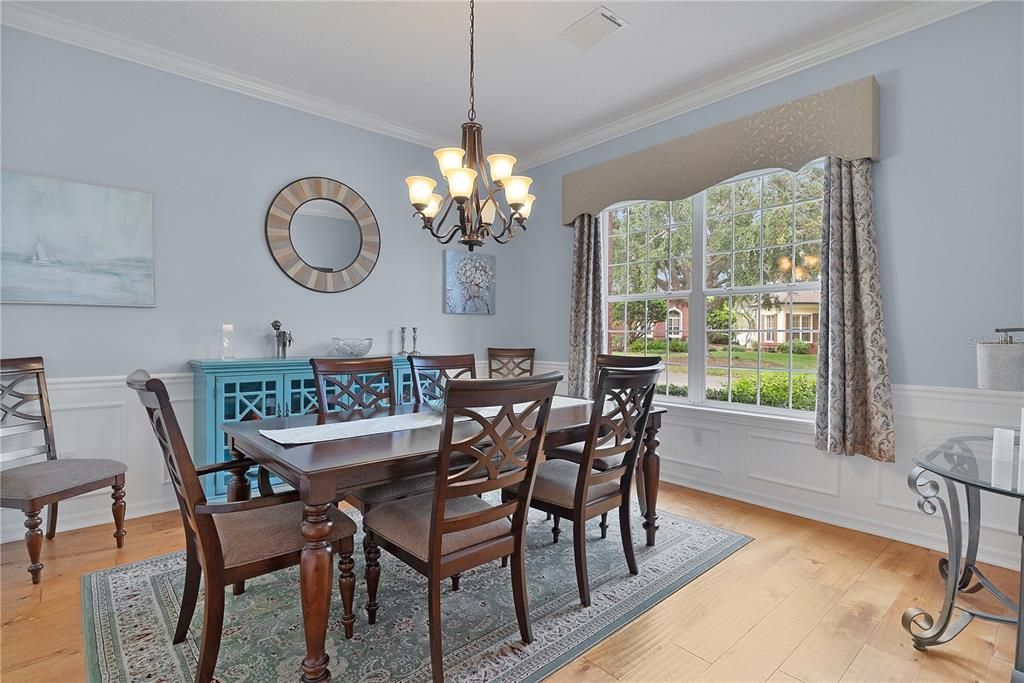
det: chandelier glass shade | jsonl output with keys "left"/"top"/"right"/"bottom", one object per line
{"left": 405, "top": 0, "right": 533, "bottom": 251}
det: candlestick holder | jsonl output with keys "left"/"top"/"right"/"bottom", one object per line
{"left": 409, "top": 326, "right": 421, "bottom": 356}
{"left": 398, "top": 326, "right": 408, "bottom": 356}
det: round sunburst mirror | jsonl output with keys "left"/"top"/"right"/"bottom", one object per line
{"left": 265, "top": 177, "right": 380, "bottom": 293}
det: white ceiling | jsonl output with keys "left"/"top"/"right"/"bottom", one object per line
{"left": 4, "top": 1, "right": 978, "bottom": 167}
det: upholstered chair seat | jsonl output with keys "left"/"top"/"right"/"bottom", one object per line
{"left": 508, "top": 459, "right": 618, "bottom": 508}
{"left": 363, "top": 493, "right": 511, "bottom": 562}
{"left": 214, "top": 501, "right": 356, "bottom": 569}
{"left": 544, "top": 442, "right": 625, "bottom": 472}
{"left": 1, "top": 458, "right": 127, "bottom": 501}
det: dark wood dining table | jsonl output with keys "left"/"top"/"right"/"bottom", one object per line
{"left": 222, "top": 398, "right": 666, "bottom": 682}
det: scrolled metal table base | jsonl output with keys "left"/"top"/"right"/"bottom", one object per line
{"left": 901, "top": 466, "right": 1019, "bottom": 659}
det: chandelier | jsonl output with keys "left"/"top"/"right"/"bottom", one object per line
{"left": 405, "top": 0, "right": 534, "bottom": 251}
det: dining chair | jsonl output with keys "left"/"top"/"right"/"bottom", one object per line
{"left": 544, "top": 354, "right": 662, "bottom": 525}
{"left": 1, "top": 356, "right": 127, "bottom": 584}
{"left": 503, "top": 365, "right": 660, "bottom": 607}
{"left": 407, "top": 353, "right": 477, "bottom": 403}
{"left": 362, "top": 371, "right": 561, "bottom": 683}
{"left": 487, "top": 347, "right": 535, "bottom": 378}
{"left": 307, "top": 357, "right": 440, "bottom": 516}
{"left": 546, "top": 354, "right": 662, "bottom": 469}
{"left": 127, "top": 370, "right": 358, "bottom": 683}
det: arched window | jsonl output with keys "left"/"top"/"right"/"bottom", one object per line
{"left": 604, "top": 160, "right": 823, "bottom": 412}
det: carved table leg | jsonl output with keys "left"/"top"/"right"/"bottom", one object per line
{"left": 300, "top": 503, "right": 334, "bottom": 683}
{"left": 24, "top": 509, "right": 43, "bottom": 584}
{"left": 641, "top": 416, "right": 661, "bottom": 547}
{"left": 111, "top": 480, "right": 127, "bottom": 548}
{"left": 226, "top": 445, "right": 251, "bottom": 595}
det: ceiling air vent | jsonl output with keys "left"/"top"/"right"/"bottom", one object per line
{"left": 561, "top": 6, "right": 628, "bottom": 50}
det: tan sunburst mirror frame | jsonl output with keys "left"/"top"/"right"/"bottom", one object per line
{"left": 265, "top": 177, "right": 381, "bottom": 293}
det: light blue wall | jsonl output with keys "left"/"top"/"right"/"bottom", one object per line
{"left": 503, "top": 2, "right": 1024, "bottom": 389}
{"left": 1, "top": 27, "right": 514, "bottom": 376}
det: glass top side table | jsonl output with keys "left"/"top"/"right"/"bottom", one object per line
{"left": 903, "top": 434, "right": 1023, "bottom": 682}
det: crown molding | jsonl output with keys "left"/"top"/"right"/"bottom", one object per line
{"left": 2, "top": 1, "right": 987, "bottom": 167}
{"left": 517, "top": 1, "right": 988, "bottom": 170}
{"left": 0, "top": 2, "right": 447, "bottom": 150}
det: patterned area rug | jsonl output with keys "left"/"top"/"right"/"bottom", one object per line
{"left": 82, "top": 505, "right": 750, "bottom": 682}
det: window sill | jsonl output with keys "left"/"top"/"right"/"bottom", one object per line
{"left": 652, "top": 397, "right": 816, "bottom": 432}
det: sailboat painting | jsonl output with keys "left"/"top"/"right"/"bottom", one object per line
{"left": 1, "top": 173, "right": 154, "bottom": 306}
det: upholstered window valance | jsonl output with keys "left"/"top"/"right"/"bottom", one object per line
{"left": 562, "top": 77, "right": 879, "bottom": 225}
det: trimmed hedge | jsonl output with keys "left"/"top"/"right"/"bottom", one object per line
{"left": 774, "top": 339, "right": 811, "bottom": 354}
{"left": 628, "top": 339, "right": 689, "bottom": 354}
{"left": 655, "top": 383, "right": 688, "bottom": 397}
{"left": 705, "top": 373, "right": 816, "bottom": 410}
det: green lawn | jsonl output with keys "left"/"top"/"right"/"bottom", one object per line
{"left": 627, "top": 350, "right": 817, "bottom": 372}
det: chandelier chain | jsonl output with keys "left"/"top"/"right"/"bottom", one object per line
{"left": 468, "top": 0, "right": 476, "bottom": 121}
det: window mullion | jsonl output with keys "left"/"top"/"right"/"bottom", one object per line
{"left": 688, "top": 192, "right": 706, "bottom": 405}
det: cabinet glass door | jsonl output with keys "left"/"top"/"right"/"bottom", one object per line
{"left": 284, "top": 372, "right": 320, "bottom": 417}
{"left": 213, "top": 375, "right": 282, "bottom": 495}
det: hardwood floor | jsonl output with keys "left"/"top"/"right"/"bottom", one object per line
{"left": 1, "top": 483, "right": 1017, "bottom": 681}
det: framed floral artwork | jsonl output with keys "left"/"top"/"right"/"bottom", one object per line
{"left": 443, "top": 250, "right": 495, "bottom": 315}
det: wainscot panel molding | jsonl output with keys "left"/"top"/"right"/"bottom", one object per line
{"left": 534, "top": 361, "right": 1022, "bottom": 569}
{"left": 4, "top": 364, "right": 1021, "bottom": 571}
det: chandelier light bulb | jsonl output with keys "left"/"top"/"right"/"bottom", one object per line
{"left": 434, "top": 147, "right": 466, "bottom": 176}
{"left": 480, "top": 199, "right": 497, "bottom": 224}
{"left": 422, "top": 193, "right": 443, "bottom": 219}
{"left": 486, "top": 154, "right": 516, "bottom": 184}
{"left": 406, "top": 176, "right": 437, "bottom": 209}
{"left": 518, "top": 194, "right": 536, "bottom": 220}
{"left": 446, "top": 167, "right": 478, "bottom": 200}
{"left": 503, "top": 176, "right": 532, "bottom": 208}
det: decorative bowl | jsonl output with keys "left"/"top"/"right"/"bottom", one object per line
{"left": 330, "top": 337, "right": 373, "bottom": 357}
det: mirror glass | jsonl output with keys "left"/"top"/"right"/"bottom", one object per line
{"left": 289, "top": 199, "right": 363, "bottom": 272}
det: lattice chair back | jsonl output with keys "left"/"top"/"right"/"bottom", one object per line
{"left": 408, "top": 354, "right": 476, "bottom": 404}
{"left": 576, "top": 366, "right": 662, "bottom": 505}
{"left": 0, "top": 357, "right": 57, "bottom": 468}
{"left": 126, "top": 370, "right": 212, "bottom": 544}
{"left": 487, "top": 347, "right": 536, "bottom": 378}
{"left": 592, "top": 353, "right": 662, "bottom": 396}
{"left": 310, "top": 357, "right": 396, "bottom": 415}
{"left": 430, "top": 371, "right": 561, "bottom": 558}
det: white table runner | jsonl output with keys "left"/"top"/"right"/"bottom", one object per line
{"left": 258, "top": 396, "right": 592, "bottom": 445}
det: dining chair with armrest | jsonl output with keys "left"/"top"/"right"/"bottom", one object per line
{"left": 127, "top": 370, "right": 358, "bottom": 683}
{"left": 362, "top": 371, "right": 561, "bottom": 683}
{"left": 503, "top": 365, "right": 660, "bottom": 606}
{"left": 1, "top": 356, "right": 127, "bottom": 584}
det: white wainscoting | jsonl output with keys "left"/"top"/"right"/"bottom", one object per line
{"left": 3, "top": 365, "right": 1021, "bottom": 572}
{"left": 532, "top": 361, "right": 1022, "bottom": 570}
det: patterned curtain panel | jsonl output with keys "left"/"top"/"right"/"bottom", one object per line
{"left": 815, "top": 158, "right": 895, "bottom": 462}
{"left": 568, "top": 213, "right": 604, "bottom": 398}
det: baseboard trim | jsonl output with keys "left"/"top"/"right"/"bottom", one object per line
{"left": 1, "top": 495, "right": 180, "bottom": 546}
{"left": 660, "top": 459, "right": 1019, "bottom": 570}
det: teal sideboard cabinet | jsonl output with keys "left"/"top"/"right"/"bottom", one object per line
{"left": 190, "top": 356, "right": 414, "bottom": 496}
